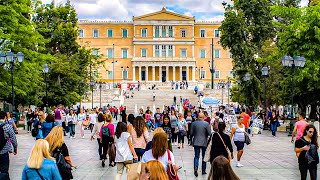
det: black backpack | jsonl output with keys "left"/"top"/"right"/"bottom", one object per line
{"left": 0, "top": 124, "right": 7, "bottom": 151}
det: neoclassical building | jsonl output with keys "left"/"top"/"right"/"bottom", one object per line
{"left": 77, "top": 8, "right": 233, "bottom": 85}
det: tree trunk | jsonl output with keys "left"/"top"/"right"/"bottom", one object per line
{"left": 309, "top": 103, "right": 318, "bottom": 121}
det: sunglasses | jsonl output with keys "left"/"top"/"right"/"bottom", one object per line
{"left": 308, "top": 131, "right": 314, "bottom": 134}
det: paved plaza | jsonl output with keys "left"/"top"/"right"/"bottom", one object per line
{"left": 8, "top": 124, "right": 318, "bottom": 180}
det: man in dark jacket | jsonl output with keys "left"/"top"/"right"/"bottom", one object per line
{"left": 190, "top": 112, "right": 211, "bottom": 177}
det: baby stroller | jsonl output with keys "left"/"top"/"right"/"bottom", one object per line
{"left": 250, "top": 115, "right": 263, "bottom": 134}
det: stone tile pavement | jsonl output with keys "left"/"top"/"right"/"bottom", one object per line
{"left": 8, "top": 124, "right": 319, "bottom": 180}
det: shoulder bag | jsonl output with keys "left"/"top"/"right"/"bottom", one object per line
{"left": 167, "top": 150, "right": 179, "bottom": 180}
{"left": 217, "top": 133, "right": 232, "bottom": 162}
{"left": 35, "top": 169, "right": 44, "bottom": 180}
{"left": 204, "top": 133, "right": 213, "bottom": 162}
{"left": 244, "top": 131, "right": 251, "bottom": 145}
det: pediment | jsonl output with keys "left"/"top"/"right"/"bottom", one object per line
{"left": 133, "top": 7, "right": 194, "bottom": 21}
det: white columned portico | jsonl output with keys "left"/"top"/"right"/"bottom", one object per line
{"left": 133, "top": 66, "right": 136, "bottom": 81}
{"left": 166, "top": 66, "right": 169, "bottom": 82}
{"left": 180, "top": 66, "right": 183, "bottom": 81}
{"left": 192, "top": 66, "right": 196, "bottom": 81}
{"left": 139, "top": 66, "right": 142, "bottom": 81}
{"left": 159, "top": 66, "right": 162, "bottom": 82}
{"left": 186, "top": 66, "right": 189, "bottom": 81}
{"left": 173, "top": 65, "right": 176, "bottom": 81}
{"left": 152, "top": 66, "right": 155, "bottom": 81}
{"left": 145, "top": 66, "right": 148, "bottom": 81}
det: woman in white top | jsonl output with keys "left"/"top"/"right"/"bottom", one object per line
{"left": 91, "top": 113, "right": 105, "bottom": 160}
{"left": 77, "top": 109, "right": 86, "bottom": 138}
{"left": 141, "top": 132, "right": 175, "bottom": 171}
{"left": 176, "top": 113, "right": 188, "bottom": 149}
{"left": 66, "top": 110, "right": 77, "bottom": 138}
{"left": 115, "top": 122, "right": 138, "bottom": 180}
{"left": 230, "top": 116, "right": 246, "bottom": 167}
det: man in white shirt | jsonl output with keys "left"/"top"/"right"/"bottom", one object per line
{"left": 152, "top": 92, "right": 156, "bottom": 101}
{"left": 89, "top": 109, "right": 98, "bottom": 133}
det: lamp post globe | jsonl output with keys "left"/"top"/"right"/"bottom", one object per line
{"left": 17, "top": 52, "right": 24, "bottom": 63}
{"left": 262, "top": 66, "right": 269, "bottom": 76}
{"left": 6, "top": 51, "right": 14, "bottom": 63}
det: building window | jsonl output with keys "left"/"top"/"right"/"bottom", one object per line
{"left": 108, "top": 71, "right": 113, "bottom": 79}
{"left": 161, "top": 45, "right": 166, "bottom": 57}
{"left": 155, "top": 26, "right": 159, "bottom": 37}
{"left": 92, "top": 49, "right": 99, "bottom": 56}
{"left": 162, "top": 26, "right": 166, "bottom": 37}
{"left": 168, "top": 26, "right": 173, "bottom": 37}
{"left": 141, "top": 28, "right": 147, "bottom": 37}
{"left": 214, "top": 49, "right": 220, "bottom": 58}
{"left": 107, "top": 49, "right": 113, "bottom": 58}
{"left": 200, "top": 49, "right": 206, "bottom": 58}
{"left": 214, "top": 29, "right": 220, "bottom": 38}
{"left": 168, "top": 45, "right": 173, "bottom": 57}
{"left": 122, "top": 70, "right": 128, "bottom": 80}
{"left": 122, "top": 29, "right": 128, "bottom": 38}
{"left": 141, "top": 49, "right": 147, "bottom": 57}
{"left": 155, "top": 45, "right": 160, "bottom": 57}
{"left": 122, "top": 49, "right": 128, "bottom": 58}
{"left": 200, "top": 29, "right": 205, "bottom": 38}
{"left": 215, "top": 70, "right": 220, "bottom": 78}
{"left": 107, "top": 29, "right": 113, "bottom": 38}
{"left": 180, "top": 49, "right": 187, "bottom": 57}
{"left": 93, "top": 29, "right": 98, "bottom": 38}
{"left": 181, "top": 29, "right": 186, "bottom": 37}
{"left": 79, "top": 29, "right": 84, "bottom": 38}
{"left": 200, "top": 70, "right": 206, "bottom": 79}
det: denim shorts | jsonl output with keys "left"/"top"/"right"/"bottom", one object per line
{"left": 234, "top": 141, "right": 245, "bottom": 151}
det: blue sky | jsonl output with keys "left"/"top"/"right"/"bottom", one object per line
{"left": 44, "top": 0, "right": 309, "bottom": 21}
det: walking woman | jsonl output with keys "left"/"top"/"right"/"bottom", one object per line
{"left": 6, "top": 112, "right": 18, "bottom": 133}
{"left": 295, "top": 124, "right": 319, "bottom": 180}
{"left": 128, "top": 116, "right": 150, "bottom": 161}
{"left": 33, "top": 111, "right": 46, "bottom": 140}
{"left": 41, "top": 114, "right": 57, "bottom": 139}
{"left": 77, "top": 108, "right": 86, "bottom": 138}
{"left": 176, "top": 113, "right": 187, "bottom": 149}
{"left": 22, "top": 139, "right": 62, "bottom": 180}
{"left": 208, "top": 156, "right": 240, "bottom": 180}
{"left": 45, "top": 127, "right": 74, "bottom": 180}
{"left": 185, "top": 111, "right": 194, "bottom": 145}
{"left": 161, "top": 115, "right": 173, "bottom": 152}
{"left": 26, "top": 109, "right": 34, "bottom": 133}
{"left": 99, "top": 114, "right": 115, "bottom": 167}
{"left": 115, "top": 122, "right": 138, "bottom": 180}
{"left": 169, "top": 109, "right": 178, "bottom": 146}
{"left": 91, "top": 113, "right": 105, "bottom": 160}
{"left": 66, "top": 110, "right": 77, "bottom": 138}
{"left": 230, "top": 116, "right": 246, "bottom": 167}
{"left": 270, "top": 111, "right": 279, "bottom": 137}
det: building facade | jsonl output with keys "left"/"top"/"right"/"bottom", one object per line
{"left": 77, "top": 8, "right": 233, "bottom": 85}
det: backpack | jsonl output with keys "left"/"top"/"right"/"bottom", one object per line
{"left": 0, "top": 124, "right": 7, "bottom": 151}
{"left": 102, "top": 125, "right": 112, "bottom": 144}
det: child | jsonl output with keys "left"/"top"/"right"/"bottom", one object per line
{"left": 161, "top": 115, "right": 173, "bottom": 152}
{"left": 115, "top": 122, "right": 138, "bottom": 180}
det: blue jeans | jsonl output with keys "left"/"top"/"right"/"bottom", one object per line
{"left": 194, "top": 146, "right": 207, "bottom": 172}
{"left": 69, "top": 124, "right": 75, "bottom": 136}
{"left": 0, "top": 153, "right": 9, "bottom": 179}
{"left": 134, "top": 148, "right": 145, "bottom": 161}
{"left": 270, "top": 123, "right": 277, "bottom": 136}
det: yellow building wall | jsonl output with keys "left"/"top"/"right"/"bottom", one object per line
{"left": 135, "top": 45, "right": 153, "bottom": 57}
{"left": 135, "top": 25, "right": 154, "bottom": 39}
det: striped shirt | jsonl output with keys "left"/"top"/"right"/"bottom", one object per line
{"left": 0, "top": 122, "right": 18, "bottom": 154}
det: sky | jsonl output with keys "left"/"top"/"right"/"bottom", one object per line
{"left": 44, "top": 0, "right": 309, "bottom": 21}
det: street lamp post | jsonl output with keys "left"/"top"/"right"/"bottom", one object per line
{"left": 262, "top": 66, "right": 269, "bottom": 122}
{"left": 43, "top": 64, "right": 49, "bottom": 111}
{"left": 98, "top": 83, "right": 102, "bottom": 108}
{"left": 281, "top": 55, "right": 306, "bottom": 135}
{"left": 243, "top": 72, "right": 251, "bottom": 106}
{"left": 90, "top": 80, "right": 95, "bottom": 109}
{"left": 0, "top": 51, "right": 24, "bottom": 113}
{"left": 237, "top": 79, "right": 241, "bottom": 103}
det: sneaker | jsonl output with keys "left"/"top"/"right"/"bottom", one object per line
{"left": 102, "top": 160, "right": 105, "bottom": 167}
{"left": 194, "top": 170, "right": 198, "bottom": 177}
{"left": 236, "top": 162, "right": 244, "bottom": 167}
{"left": 81, "top": 136, "right": 84, "bottom": 139}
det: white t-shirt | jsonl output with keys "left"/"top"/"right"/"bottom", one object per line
{"left": 89, "top": 113, "right": 97, "bottom": 124}
{"left": 115, "top": 132, "right": 133, "bottom": 162}
{"left": 141, "top": 149, "right": 175, "bottom": 170}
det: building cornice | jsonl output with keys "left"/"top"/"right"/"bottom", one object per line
{"left": 195, "top": 21, "right": 222, "bottom": 25}
{"left": 78, "top": 20, "right": 133, "bottom": 25}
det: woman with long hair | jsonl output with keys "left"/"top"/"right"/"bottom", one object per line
{"left": 45, "top": 126, "right": 74, "bottom": 180}
{"left": 185, "top": 110, "right": 194, "bottom": 145}
{"left": 66, "top": 109, "right": 77, "bottom": 138}
{"left": 295, "top": 124, "right": 319, "bottom": 180}
{"left": 230, "top": 116, "right": 246, "bottom": 167}
{"left": 41, "top": 114, "right": 57, "bottom": 139}
{"left": 6, "top": 112, "right": 17, "bottom": 132}
{"left": 77, "top": 108, "right": 86, "bottom": 138}
{"left": 91, "top": 113, "right": 105, "bottom": 160}
{"left": 33, "top": 111, "right": 46, "bottom": 140}
{"left": 160, "top": 115, "right": 173, "bottom": 152}
{"left": 22, "top": 139, "right": 61, "bottom": 180}
{"left": 128, "top": 116, "right": 150, "bottom": 161}
{"left": 207, "top": 156, "right": 240, "bottom": 180}
{"left": 140, "top": 160, "right": 168, "bottom": 180}
{"left": 176, "top": 113, "right": 187, "bottom": 149}
{"left": 115, "top": 122, "right": 138, "bottom": 180}
{"left": 169, "top": 109, "right": 178, "bottom": 146}
{"left": 99, "top": 114, "right": 115, "bottom": 167}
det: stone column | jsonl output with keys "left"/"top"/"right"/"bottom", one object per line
{"left": 192, "top": 66, "right": 196, "bottom": 81}
{"left": 173, "top": 65, "right": 176, "bottom": 81}
{"left": 152, "top": 66, "right": 155, "bottom": 81}
{"left": 186, "top": 66, "right": 189, "bottom": 81}
{"left": 145, "top": 66, "right": 148, "bottom": 81}
{"left": 166, "top": 66, "right": 169, "bottom": 82}
{"left": 139, "top": 66, "right": 142, "bottom": 81}
{"left": 159, "top": 66, "right": 162, "bottom": 82}
{"left": 133, "top": 66, "right": 136, "bottom": 81}
{"left": 180, "top": 66, "right": 183, "bottom": 81}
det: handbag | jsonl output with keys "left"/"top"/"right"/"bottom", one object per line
{"left": 167, "top": 150, "right": 179, "bottom": 180}
{"left": 204, "top": 133, "right": 213, "bottom": 162}
{"left": 217, "top": 132, "right": 232, "bottom": 161}
{"left": 126, "top": 162, "right": 142, "bottom": 180}
{"left": 35, "top": 169, "right": 44, "bottom": 180}
{"left": 108, "top": 143, "right": 116, "bottom": 162}
{"left": 244, "top": 132, "right": 251, "bottom": 145}
{"left": 82, "top": 120, "right": 90, "bottom": 127}
{"left": 180, "top": 130, "right": 187, "bottom": 136}
{"left": 31, "top": 128, "right": 38, "bottom": 137}
{"left": 68, "top": 121, "right": 73, "bottom": 126}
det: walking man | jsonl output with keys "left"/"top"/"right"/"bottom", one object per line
{"left": 0, "top": 111, "right": 18, "bottom": 179}
{"left": 291, "top": 112, "right": 308, "bottom": 143}
{"left": 152, "top": 91, "right": 156, "bottom": 102}
{"left": 190, "top": 112, "right": 211, "bottom": 177}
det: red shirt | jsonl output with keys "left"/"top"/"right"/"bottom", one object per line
{"left": 205, "top": 117, "right": 211, "bottom": 124}
{"left": 109, "top": 107, "right": 114, "bottom": 113}
{"left": 120, "top": 106, "right": 124, "bottom": 111}
{"left": 241, "top": 112, "right": 250, "bottom": 128}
